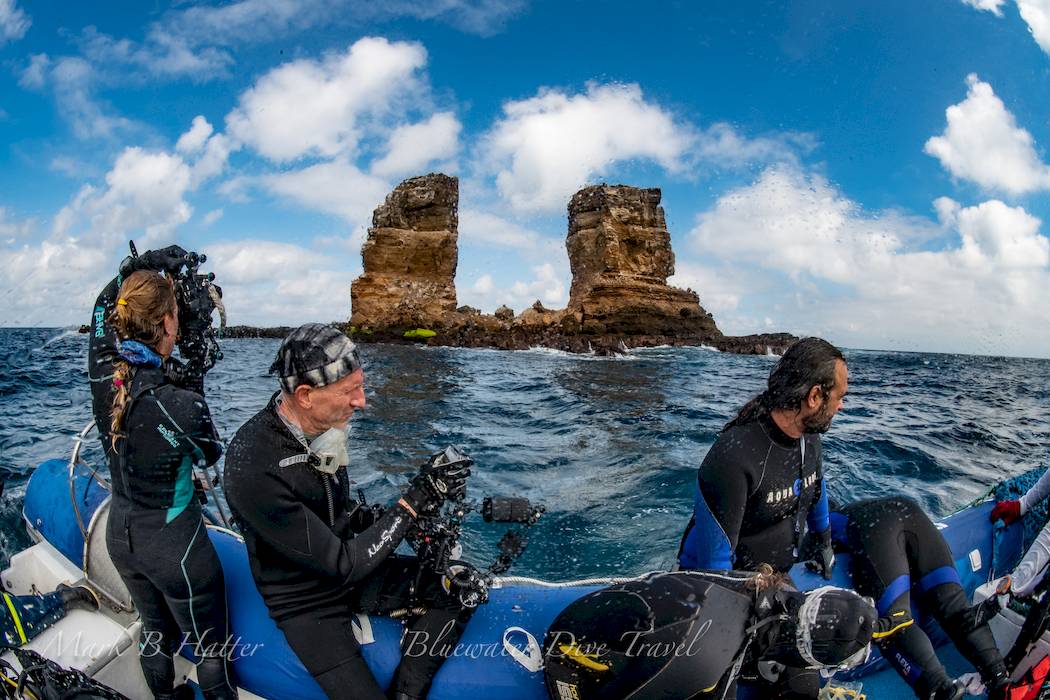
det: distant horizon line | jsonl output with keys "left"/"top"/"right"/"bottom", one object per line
{"left": 2, "top": 325, "right": 1047, "bottom": 363}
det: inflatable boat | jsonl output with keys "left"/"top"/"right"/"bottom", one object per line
{"left": 3, "top": 430, "right": 1047, "bottom": 699}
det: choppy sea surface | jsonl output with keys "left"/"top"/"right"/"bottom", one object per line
{"left": 1, "top": 328, "right": 1048, "bottom": 578}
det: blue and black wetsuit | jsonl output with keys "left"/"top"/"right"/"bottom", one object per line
{"left": 832, "top": 497, "right": 1007, "bottom": 699}
{"left": 88, "top": 279, "right": 236, "bottom": 700}
{"left": 677, "top": 413, "right": 829, "bottom": 573}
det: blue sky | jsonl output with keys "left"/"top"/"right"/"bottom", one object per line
{"left": 1, "top": 0, "right": 1049, "bottom": 358}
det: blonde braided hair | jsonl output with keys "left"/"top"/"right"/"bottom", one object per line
{"left": 109, "top": 270, "right": 176, "bottom": 450}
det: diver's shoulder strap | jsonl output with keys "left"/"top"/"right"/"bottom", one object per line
{"left": 278, "top": 453, "right": 313, "bottom": 468}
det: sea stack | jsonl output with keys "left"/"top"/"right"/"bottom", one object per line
{"left": 565, "top": 185, "right": 719, "bottom": 337}
{"left": 350, "top": 173, "right": 459, "bottom": 329}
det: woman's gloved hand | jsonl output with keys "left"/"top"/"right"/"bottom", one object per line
{"left": 991, "top": 500, "right": 1022, "bottom": 525}
{"left": 120, "top": 244, "right": 191, "bottom": 277}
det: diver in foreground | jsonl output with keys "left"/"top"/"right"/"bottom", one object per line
{"left": 677, "top": 337, "right": 847, "bottom": 698}
{"left": 676, "top": 337, "right": 846, "bottom": 575}
{"left": 542, "top": 567, "right": 879, "bottom": 700}
{"left": 223, "top": 324, "right": 474, "bottom": 700}
{"left": 88, "top": 246, "right": 237, "bottom": 700}
{"left": 832, "top": 496, "right": 1009, "bottom": 700}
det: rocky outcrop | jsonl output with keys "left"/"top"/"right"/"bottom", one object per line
{"left": 346, "top": 174, "right": 796, "bottom": 356}
{"left": 566, "top": 185, "right": 719, "bottom": 337}
{"left": 350, "top": 174, "right": 459, "bottom": 329}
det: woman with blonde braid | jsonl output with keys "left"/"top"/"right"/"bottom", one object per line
{"left": 87, "top": 249, "right": 237, "bottom": 700}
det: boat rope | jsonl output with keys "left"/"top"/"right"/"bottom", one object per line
{"left": 491, "top": 572, "right": 657, "bottom": 588}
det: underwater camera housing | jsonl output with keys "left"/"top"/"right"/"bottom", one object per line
{"left": 408, "top": 448, "right": 545, "bottom": 608}
{"left": 122, "top": 241, "right": 226, "bottom": 390}
{"left": 172, "top": 250, "right": 225, "bottom": 387}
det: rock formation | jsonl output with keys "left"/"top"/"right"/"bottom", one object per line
{"left": 350, "top": 174, "right": 459, "bottom": 329}
{"left": 565, "top": 185, "right": 719, "bottom": 337}
{"left": 347, "top": 174, "right": 795, "bottom": 355}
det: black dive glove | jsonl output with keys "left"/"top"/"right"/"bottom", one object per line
{"left": 402, "top": 470, "right": 449, "bottom": 517}
{"left": 164, "top": 356, "right": 205, "bottom": 395}
{"left": 400, "top": 446, "right": 473, "bottom": 517}
{"left": 120, "top": 244, "right": 191, "bottom": 277}
{"left": 802, "top": 527, "right": 835, "bottom": 580}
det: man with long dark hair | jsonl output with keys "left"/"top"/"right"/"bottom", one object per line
{"left": 676, "top": 337, "right": 848, "bottom": 699}
{"left": 677, "top": 337, "right": 847, "bottom": 576}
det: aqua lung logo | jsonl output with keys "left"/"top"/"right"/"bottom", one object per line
{"left": 93, "top": 306, "right": 106, "bottom": 338}
{"left": 766, "top": 472, "right": 818, "bottom": 504}
{"left": 157, "top": 425, "right": 180, "bottom": 449}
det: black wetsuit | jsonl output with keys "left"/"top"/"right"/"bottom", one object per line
{"left": 832, "top": 497, "right": 1007, "bottom": 698}
{"left": 224, "top": 394, "right": 474, "bottom": 700}
{"left": 88, "top": 278, "right": 236, "bottom": 700}
{"left": 677, "top": 413, "right": 829, "bottom": 573}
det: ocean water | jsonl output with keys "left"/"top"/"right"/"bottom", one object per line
{"left": 1, "top": 328, "right": 1048, "bottom": 579}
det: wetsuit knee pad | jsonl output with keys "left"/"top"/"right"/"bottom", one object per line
{"left": 196, "top": 655, "right": 237, "bottom": 700}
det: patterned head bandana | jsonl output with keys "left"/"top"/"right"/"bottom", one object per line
{"left": 269, "top": 323, "right": 362, "bottom": 394}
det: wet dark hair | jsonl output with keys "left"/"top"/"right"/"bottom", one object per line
{"left": 724, "top": 337, "right": 844, "bottom": 431}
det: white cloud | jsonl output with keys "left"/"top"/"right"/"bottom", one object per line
{"left": 371, "top": 112, "right": 461, "bottom": 178}
{"left": 62, "top": 147, "right": 194, "bottom": 247}
{"left": 0, "top": 240, "right": 110, "bottom": 326}
{"left": 457, "top": 263, "right": 569, "bottom": 313}
{"left": 0, "top": 207, "right": 34, "bottom": 241}
{"left": 938, "top": 196, "right": 1049, "bottom": 268}
{"left": 961, "top": 0, "right": 1008, "bottom": 14}
{"left": 226, "top": 37, "right": 428, "bottom": 162}
{"left": 684, "top": 166, "right": 1050, "bottom": 357}
{"left": 58, "top": 0, "right": 521, "bottom": 87}
{"left": 45, "top": 122, "right": 224, "bottom": 241}
{"left": 201, "top": 209, "right": 224, "bottom": 227}
{"left": 668, "top": 262, "right": 743, "bottom": 315}
{"left": 190, "top": 133, "right": 234, "bottom": 187}
{"left": 33, "top": 56, "right": 135, "bottom": 139}
{"left": 1017, "top": 0, "right": 1050, "bottom": 53}
{"left": 204, "top": 240, "right": 357, "bottom": 324}
{"left": 0, "top": 0, "right": 29, "bottom": 45}
{"left": 176, "top": 116, "right": 214, "bottom": 154}
{"left": 482, "top": 83, "right": 695, "bottom": 213}
{"left": 458, "top": 209, "right": 553, "bottom": 250}
{"left": 472, "top": 273, "right": 495, "bottom": 295}
{"left": 691, "top": 167, "right": 923, "bottom": 285}
{"left": 19, "top": 54, "right": 48, "bottom": 89}
{"left": 481, "top": 82, "right": 806, "bottom": 214}
{"left": 206, "top": 240, "right": 331, "bottom": 285}
{"left": 261, "top": 160, "right": 391, "bottom": 225}
{"left": 925, "top": 75, "right": 1050, "bottom": 195}
{"left": 510, "top": 263, "right": 567, "bottom": 306}
{"left": 961, "top": 0, "right": 1050, "bottom": 54}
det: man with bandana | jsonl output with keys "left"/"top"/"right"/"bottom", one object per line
{"left": 224, "top": 324, "right": 473, "bottom": 700}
